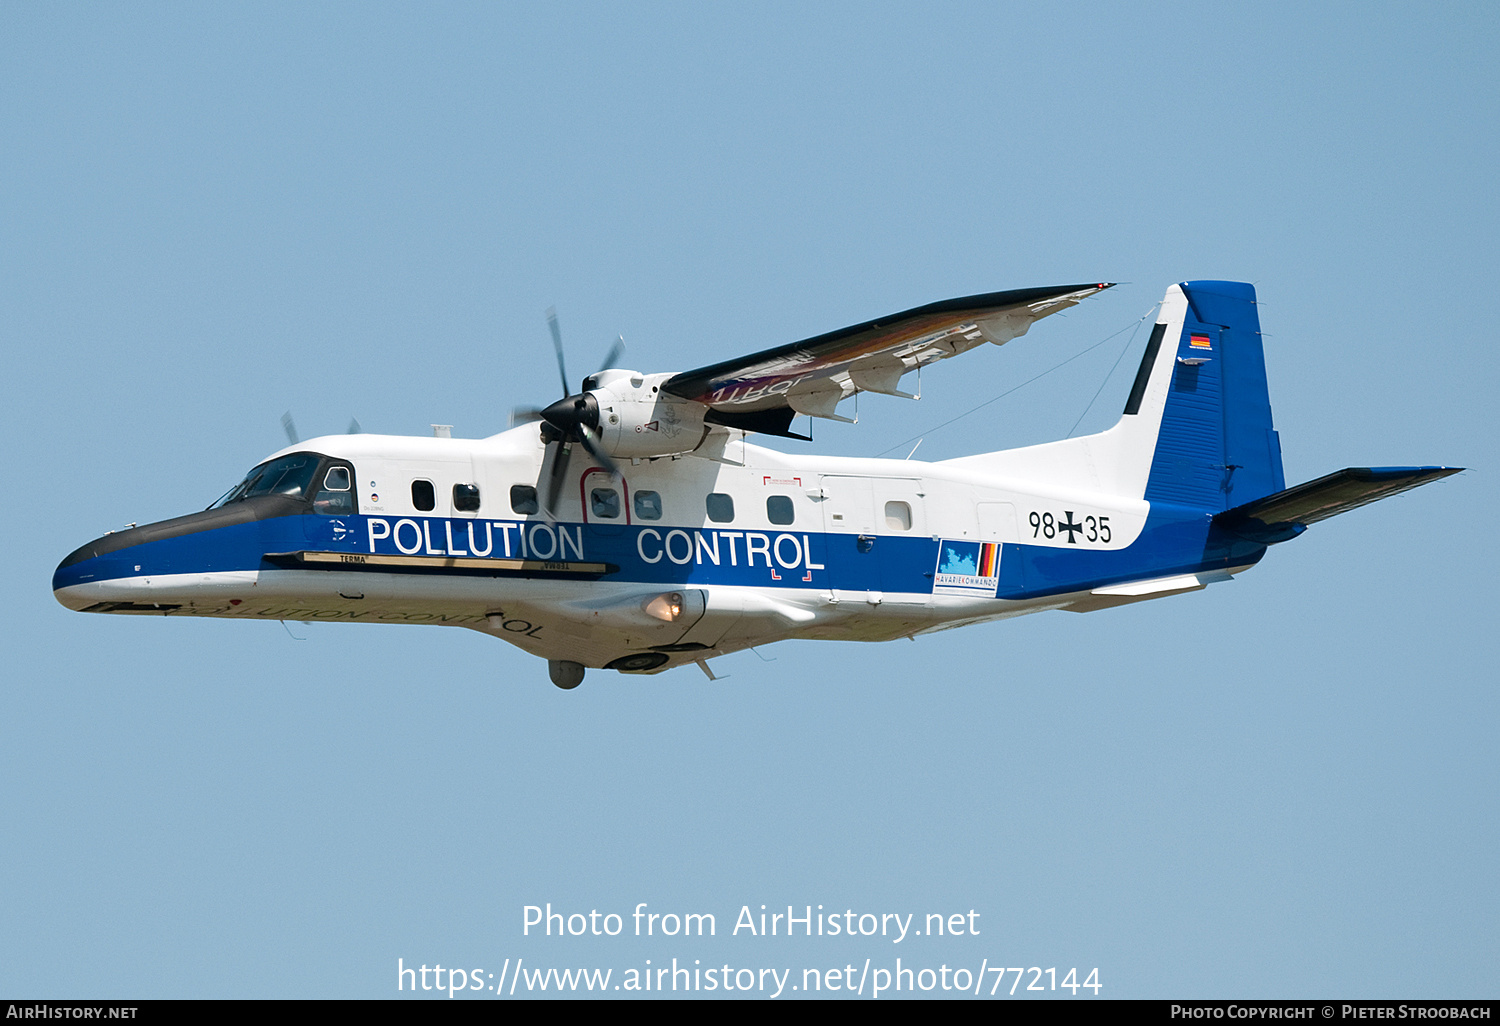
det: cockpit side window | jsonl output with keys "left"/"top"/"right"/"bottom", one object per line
{"left": 313, "top": 465, "right": 356, "bottom": 516}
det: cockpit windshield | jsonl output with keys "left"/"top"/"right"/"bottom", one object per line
{"left": 209, "top": 453, "right": 324, "bottom": 509}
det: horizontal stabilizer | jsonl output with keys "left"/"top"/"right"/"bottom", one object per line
{"left": 1215, "top": 466, "right": 1462, "bottom": 542}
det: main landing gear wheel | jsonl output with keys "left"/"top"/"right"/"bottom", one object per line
{"left": 548, "top": 660, "right": 585, "bottom": 689}
{"left": 605, "top": 652, "right": 670, "bottom": 673}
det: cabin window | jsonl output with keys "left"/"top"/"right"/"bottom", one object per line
{"left": 590, "top": 487, "right": 621, "bottom": 519}
{"left": 634, "top": 490, "right": 663, "bottom": 521}
{"left": 885, "top": 500, "right": 912, "bottom": 531}
{"left": 510, "top": 484, "right": 539, "bottom": 515}
{"left": 766, "top": 495, "right": 794, "bottom": 525}
{"left": 706, "top": 492, "right": 735, "bottom": 523}
{"left": 312, "top": 466, "right": 355, "bottom": 515}
{"left": 453, "top": 483, "right": 481, "bottom": 513}
{"left": 411, "top": 480, "right": 436, "bottom": 512}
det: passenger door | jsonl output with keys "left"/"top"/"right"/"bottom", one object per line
{"left": 819, "top": 475, "right": 925, "bottom": 596}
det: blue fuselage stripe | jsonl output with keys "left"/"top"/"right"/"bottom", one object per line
{"left": 53, "top": 509, "right": 1269, "bottom": 601}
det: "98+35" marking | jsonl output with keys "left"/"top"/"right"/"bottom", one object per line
{"left": 1029, "top": 510, "right": 1111, "bottom": 545}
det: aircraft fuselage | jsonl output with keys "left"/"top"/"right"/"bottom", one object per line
{"left": 52, "top": 425, "right": 1265, "bottom": 674}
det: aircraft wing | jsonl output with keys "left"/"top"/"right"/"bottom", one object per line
{"left": 661, "top": 283, "right": 1113, "bottom": 435}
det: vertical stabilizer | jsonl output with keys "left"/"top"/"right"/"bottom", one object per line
{"left": 1113, "top": 281, "right": 1284, "bottom": 511}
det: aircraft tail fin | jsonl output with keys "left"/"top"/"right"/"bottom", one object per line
{"left": 1116, "top": 280, "right": 1284, "bottom": 511}
{"left": 1213, "top": 466, "right": 1462, "bottom": 543}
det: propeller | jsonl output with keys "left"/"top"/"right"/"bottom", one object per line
{"left": 512, "top": 309, "right": 627, "bottom": 516}
{"left": 546, "top": 306, "right": 570, "bottom": 398}
{"left": 280, "top": 412, "right": 361, "bottom": 445}
{"left": 596, "top": 334, "right": 626, "bottom": 379}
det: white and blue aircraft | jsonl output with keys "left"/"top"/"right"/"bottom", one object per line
{"left": 53, "top": 280, "right": 1458, "bottom": 688}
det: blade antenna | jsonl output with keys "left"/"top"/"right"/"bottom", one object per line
{"left": 281, "top": 412, "right": 299, "bottom": 445}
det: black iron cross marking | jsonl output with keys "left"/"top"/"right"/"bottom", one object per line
{"left": 1058, "top": 511, "right": 1083, "bottom": 544}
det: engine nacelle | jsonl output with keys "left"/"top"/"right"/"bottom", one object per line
{"left": 587, "top": 370, "right": 710, "bottom": 458}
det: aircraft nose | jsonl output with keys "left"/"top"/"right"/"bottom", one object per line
{"left": 54, "top": 537, "right": 108, "bottom": 610}
{"left": 56, "top": 530, "right": 114, "bottom": 580}
{"left": 54, "top": 510, "right": 216, "bottom": 611}
{"left": 53, "top": 530, "right": 146, "bottom": 611}
{"left": 54, "top": 501, "right": 272, "bottom": 613}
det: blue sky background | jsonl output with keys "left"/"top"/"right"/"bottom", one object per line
{"left": 3, "top": 2, "right": 1495, "bottom": 999}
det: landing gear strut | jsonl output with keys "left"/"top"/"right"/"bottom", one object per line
{"left": 548, "top": 660, "right": 585, "bottom": 689}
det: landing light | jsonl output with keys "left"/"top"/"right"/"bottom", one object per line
{"left": 642, "top": 592, "right": 685, "bottom": 622}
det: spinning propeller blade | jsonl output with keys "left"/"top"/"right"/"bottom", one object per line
{"left": 542, "top": 438, "right": 573, "bottom": 516}
{"left": 546, "top": 306, "right": 570, "bottom": 396}
{"left": 596, "top": 334, "right": 625, "bottom": 375}
{"left": 575, "top": 428, "right": 620, "bottom": 479}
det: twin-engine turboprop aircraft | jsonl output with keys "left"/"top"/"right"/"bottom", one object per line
{"left": 54, "top": 280, "right": 1459, "bottom": 688}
